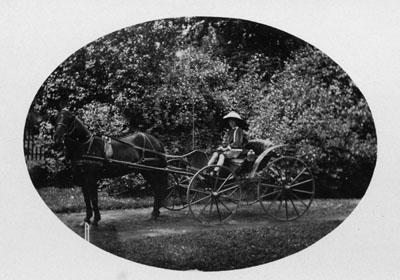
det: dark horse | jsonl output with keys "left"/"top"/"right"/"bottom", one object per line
{"left": 53, "top": 108, "right": 168, "bottom": 226}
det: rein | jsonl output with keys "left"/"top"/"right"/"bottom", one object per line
{"left": 110, "top": 133, "right": 202, "bottom": 160}
{"left": 92, "top": 133, "right": 202, "bottom": 160}
{"left": 57, "top": 111, "right": 200, "bottom": 162}
{"left": 106, "top": 133, "right": 167, "bottom": 159}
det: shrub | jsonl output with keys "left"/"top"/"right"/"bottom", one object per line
{"left": 99, "top": 173, "right": 151, "bottom": 197}
{"left": 26, "top": 160, "right": 49, "bottom": 188}
{"left": 249, "top": 46, "right": 377, "bottom": 197}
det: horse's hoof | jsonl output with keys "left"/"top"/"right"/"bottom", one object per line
{"left": 92, "top": 220, "right": 99, "bottom": 227}
{"left": 148, "top": 215, "right": 158, "bottom": 222}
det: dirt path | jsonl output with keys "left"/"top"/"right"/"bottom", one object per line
{"left": 56, "top": 200, "right": 357, "bottom": 243}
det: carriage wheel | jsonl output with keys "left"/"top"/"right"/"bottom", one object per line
{"left": 187, "top": 165, "right": 241, "bottom": 224}
{"left": 257, "top": 156, "right": 315, "bottom": 221}
{"left": 239, "top": 179, "right": 259, "bottom": 206}
{"left": 163, "top": 159, "right": 191, "bottom": 211}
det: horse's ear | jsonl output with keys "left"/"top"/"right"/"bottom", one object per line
{"left": 58, "top": 100, "right": 70, "bottom": 111}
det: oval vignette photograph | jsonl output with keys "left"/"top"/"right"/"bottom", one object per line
{"left": 23, "top": 17, "right": 377, "bottom": 271}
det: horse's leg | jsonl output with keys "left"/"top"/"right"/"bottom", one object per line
{"left": 90, "top": 180, "right": 101, "bottom": 226}
{"left": 81, "top": 185, "right": 93, "bottom": 225}
{"left": 141, "top": 171, "right": 167, "bottom": 219}
{"left": 73, "top": 168, "right": 93, "bottom": 226}
{"left": 152, "top": 171, "right": 168, "bottom": 218}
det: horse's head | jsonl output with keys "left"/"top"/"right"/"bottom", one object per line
{"left": 53, "top": 109, "right": 76, "bottom": 145}
{"left": 53, "top": 109, "right": 93, "bottom": 147}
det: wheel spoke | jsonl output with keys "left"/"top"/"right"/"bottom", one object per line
{"left": 165, "top": 188, "right": 175, "bottom": 200}
{"left": 278, "top": 194, "right": 284, "bottom": 213}
{"left": 220, "top": 194, "right": 241, "bottom": 204}
{"left": 190, "top": 192, "right": 212, "bottom": 205}
{"left": 190, "top": 186, "right": 210, "bottom": 196}
{"left": 259, "top": 188, "right": 282, "bottom": 200}
{"left": 216, "top": 173, "right": 235, "bottom": 192}
{"left": 290, "top": 167, "right": 307, "bottom": 184}
{"left": 173, "top": 190, "right": 186, "bottom": 209}
{"left": 265, "top": 191, "right": 282, "bottom": 212}
{"left": 258, "top": 156, "right": 314, "bottom": 221}
{"left": 288, "top": 190, "right": 311, "bottom": 208}
{"left": 289, "top": 178, "right": 314, "bottom": 189}
{"left": 168, "top": 195, "right": 177, "bottom": 208}
{"left": 218, "top": 183, "right": 240, "bottom": 196}
{"left": 291, "top": 187, "right": 314, "bottom": 195}
{"left": 289, "top": 159, "right": 298, "bottom": 180}
{"left": 164, "top": 159, "right": 191, "bottom": 211}
{"left": 285, "top": 197, "right": 289, "bottom": 219}
{"left": 218, "top": 198, "right": 234, "bottom": 214}
{"left": 178, "top": 188, "right": 186, "bottom": 201}
{"left": 287, "top": 192, "right": 300, "bottom": 216}
{"left": 208, "top": 197, "right": 214, "bottom": 215}
{"left": 214, "top": 198, "right": 223, "bottom": 222}
{"left": 199, "top": 197, "right": 213, "bottom": 216}
{"left": 188, "top": 165, "right": 240, "bottom": 224}
{"left": 259, "top": 182, "right": 284, "bottom": 190}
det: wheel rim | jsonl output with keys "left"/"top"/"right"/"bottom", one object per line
{"left": 187, "top": 165, "right": 241, "bottom": 224}
{"left": 163, "top": 173, "right": 191, "bottom": 210}
{"left": 257, "top": 156, "right": 315, "bottom": 221}
{"left": 163, "top": 159, "right": 191, "bottom": 210}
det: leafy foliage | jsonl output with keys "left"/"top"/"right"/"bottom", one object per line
{"left": 249, "top": 46, "right": 376, "bottom": 196}
{"left": 150, "top": 46, "right": 233, "bottom": 152}
{"left": 77, "top": 102, "right": 129, "bottom": 136}
{"left": 26, "top": 17, "right": 376, "bottom": 197}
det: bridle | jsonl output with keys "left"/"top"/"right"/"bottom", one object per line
{"left": 56, "top": 116, "right": 77, "bottom": 139}
{"left": 56, "top": 113, "right": 92, "bottom": 144}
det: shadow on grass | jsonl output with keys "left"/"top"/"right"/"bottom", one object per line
{"left": 95, "top": 220, "right": 341, "bottom": 271}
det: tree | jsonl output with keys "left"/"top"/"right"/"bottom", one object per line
{"left": 250, "top": 46, "right": 376, "bottom": 197}
{"left": 149, "top": 46, "right": 233, "bottom": 153}
{"left": 26, "top": 18, "right": 376, "bottom": 197}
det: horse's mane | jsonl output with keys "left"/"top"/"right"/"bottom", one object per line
{"left": 74, "top": 117, "right": 91, "bottom": 135}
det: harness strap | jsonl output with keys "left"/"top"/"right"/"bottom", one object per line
{"left": 57, "top": 116, "right": 77, "bottom": 137}
{"left": 66, "top": 133, "right": 93, "bottom": 145}
{"left": 100, "top": 134, "right": 205, "bottom": 160}
{"left": 86, "top": 135, "right": 94, "bottom": 154}
{"left": 102, "top": 136, "right": 114, "bottom": 159}
{"left": 62, "top": 117, "right": 199, "bottom": 161}
{"left": 138, "top": 133, "right": 156, "bottom": 162}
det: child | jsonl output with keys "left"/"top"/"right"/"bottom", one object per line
{"left": 208, "top": 111, "right": 244, "bottom": 173}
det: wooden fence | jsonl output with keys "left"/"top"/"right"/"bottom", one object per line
{"left": 24, "top": 127, "right": 45, "bottom": 161}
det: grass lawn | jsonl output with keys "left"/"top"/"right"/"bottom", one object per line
{"left": 37, "top": 186, "right": 154, "bottom": 213}
{"left": 38, "top": 187, "right": 359, "bottom": 271}
{"left": 95, "top": 219, "right": 341, "bottom": 271}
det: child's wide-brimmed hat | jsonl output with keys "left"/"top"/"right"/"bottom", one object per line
{"left": 223, "top": 111, "right": 246, "bottom": 128}
{"left": 223, "top": 111, "right": 242, "bottom": 121}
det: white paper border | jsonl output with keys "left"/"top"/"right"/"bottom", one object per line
{"left": 1, "top": 0, "right": 400, "bottom": 279}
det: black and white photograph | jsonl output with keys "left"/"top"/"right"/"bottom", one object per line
{"left": 24, "top": 16, "right": 377, "bottom": 270}
{"left": 2, "top": 1, "right": 400, "bottom": 279}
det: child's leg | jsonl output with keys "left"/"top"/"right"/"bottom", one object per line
{"left": 207, "top": 152, "right": 219, "bottom": 166}
{"left": 214, "top": 154, "right": 225, "bottom": 173}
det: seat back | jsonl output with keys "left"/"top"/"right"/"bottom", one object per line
{"left": 243, "top": 139, "right": 274, "bottom": 155}
{"left": 187, "top": 150, "right": 209, "bottom": 169}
